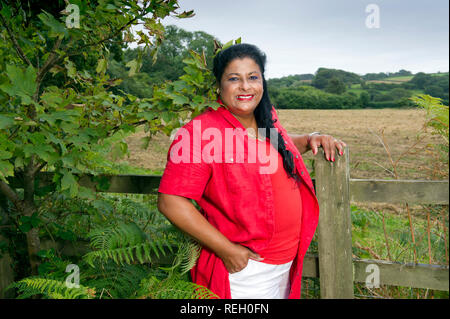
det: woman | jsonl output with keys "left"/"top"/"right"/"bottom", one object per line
{"left": 157, "top": 43, "right": 346, "bottom": 299}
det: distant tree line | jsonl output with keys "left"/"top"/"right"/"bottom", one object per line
{"left": 107, "top": 25, "right": 217, "bottom": 98}
{"left": 106, "top": 25, "right": 449, "bottom": 109}
{"left": 268, "top": 68, "right": 449, "bottom": 109}
{"left": 361, "top": 69, "right": 412, "bottom": 81}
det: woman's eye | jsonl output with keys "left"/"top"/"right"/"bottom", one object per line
{"left": 228, "top": 77, "right": 239, "bottom": 81}
{"left": 250, "top": 75, "right": 259, "bottom": 80}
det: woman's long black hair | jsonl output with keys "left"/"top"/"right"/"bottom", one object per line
{"left": 213, "top": 43, "right": 298, "bottom": 180}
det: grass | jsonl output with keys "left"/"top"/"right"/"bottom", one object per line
{"left": 381, "top": 76, "right": 414, "bottom": 82}
{"left": 301, "top": 203, "right": 449, "bottom": 299}
{"left": 350, "top": 204, "right": 448, "bottom": 264}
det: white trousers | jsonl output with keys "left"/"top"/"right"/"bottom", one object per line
{"left": 229, "top": 259, "right": 293, "bottom": 299}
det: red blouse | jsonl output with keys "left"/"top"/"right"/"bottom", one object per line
{"left": 158, "top": 105, "right": 319, "bottom": 299}
{"left": 254, "top": 138, "right": 302, "bottom": 264}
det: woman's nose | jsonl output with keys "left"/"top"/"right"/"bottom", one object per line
{"left": 240, "top": 79, "right": 251, "bottom": 91}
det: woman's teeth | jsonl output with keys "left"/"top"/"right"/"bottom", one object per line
{"left": 237, "top": 95, "right": 254, "bottom": 100}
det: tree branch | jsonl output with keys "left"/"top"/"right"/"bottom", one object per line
{"left": 69, "top": 16, "right": 139, "bottom": 56}
{"left": 0, "top": 12, "right": 33, "bottom": 67}
{"left": 31, "top": 161, "right": 47, "bottom": 176}
{"left": 33, "top": 36, "right": 64, "bottom": 103}
{"left": 0, "top": 180, "right": 21, "bottom": 208}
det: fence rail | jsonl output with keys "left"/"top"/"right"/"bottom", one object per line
{"left": 1, "top": 149, "right": 449, "bottom": 298}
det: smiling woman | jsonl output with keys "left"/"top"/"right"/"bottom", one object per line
{"left": 219, "top": 57, "right": 264, "bottom": 122}
{"left": 157, "top": 43, "right": 346, "bottom": 299}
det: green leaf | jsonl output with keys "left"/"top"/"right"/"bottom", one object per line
{"left": 0, "top": 161, "right": 14, "bottom": 181}
{"left": 110, "top": 141, "right": 128, "bottom": 160}
{"left": 37, "top": 10, "right": 67, "bottom": 37}
{"left": 105, "top": 4, "right": 119, "bottom": 10}
{"left": 96, "top": 58, "right": 107, "bottom": 74}
{"left": 61, "top": 171, "right": 76, "bottom": 191}
{"left": 176, "top": 10, "right": 195, "bottom": 19}
{"left": 0, "top": 150, "right": 12, "bottom": 160}
{"left": 30, "top": 213, "right": 41, "bottom": 228}
{"left": 0, "top": 115, "right": 15, "bottom": 129}
{"left": 65, "top": 59, "right": 77, "bottom": 79}
{"left": 23, "top": 144, "right": 54, "bottom": 162}
{"left": 0, "top": 4, "right": 12, "bottom": 19}
{"left": 77, "top": 186, "right": 95, "bottom": 200}
{"left": 0, "top": 64, "right": 37, "bottom": 104}
{"left": 169, "top": 93, "right": 189, "bottom": 105}
{"left": 209, "top": 101, "right": 222, "bottom": 111}
{"left": 69, "top": 180, "right": 79, "bottom": 197}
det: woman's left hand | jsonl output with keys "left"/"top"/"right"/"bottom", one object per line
{"left": 309, "top": 134, "right": 347, "bottom": 162}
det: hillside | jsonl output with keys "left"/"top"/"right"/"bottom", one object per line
{"left": 267, "top": 69, "right": 449, "bottom": 109}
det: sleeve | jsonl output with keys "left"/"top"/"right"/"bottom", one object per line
{"left": 158, "top": 121, "right": 212, "bottom": 202}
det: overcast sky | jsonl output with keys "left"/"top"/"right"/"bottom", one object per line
{"left": 160, "top": 0, "right": 449, "bottom": 79}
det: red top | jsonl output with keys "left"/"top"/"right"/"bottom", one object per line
{"left": 254, "top": 138, "right": 302, "bottom": 264}
{"left": 158, "top": 105, "right": 319, "bottom": 299}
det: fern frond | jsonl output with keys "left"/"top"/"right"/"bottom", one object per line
{"left": 10, "top": 277, "right": 95, "bottom": 299}
{"left": 88, "top": 222, "right": 146, "bottom": 250}
{"left": 82, "top": 263, "right": 151, "bottom": 299}
{"left": 85, "top": 221, "right": 174, "bottom": 266}
{"left": 170, "top": 239, "right": 201, "bottom": 275}
{"left": 84, "top": 241, "right": 173, "bottom": 267}
{"left": 137, "top": 275, "right": 219, "bottom": 299}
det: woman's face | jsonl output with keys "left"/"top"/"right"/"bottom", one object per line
{"left": 219, "top": 57, "right": 263, "bottom": 119}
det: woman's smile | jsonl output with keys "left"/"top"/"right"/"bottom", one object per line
{"left": 236, "top": 94, "right": 255, "bottom": 101}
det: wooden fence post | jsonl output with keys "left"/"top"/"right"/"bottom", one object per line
{"left": 314, "top": 147, "right": 354, "bottom": 298}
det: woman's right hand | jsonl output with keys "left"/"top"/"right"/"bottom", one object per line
{"left": 157, "top": 194, "right": 263, "bottom": 274}
{"left": 219, "top": 243, "right": 263, "bottom": 274}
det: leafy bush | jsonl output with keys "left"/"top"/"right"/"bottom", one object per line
{"left": 7, "top": 192, "right": 217, "bottom": 299}
{"left": 411, "top": 94, "right": 449, "bottom": 175}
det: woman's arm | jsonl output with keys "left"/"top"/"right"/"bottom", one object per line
{"left": 157, "top": 193, "right": 262, "bottom": 273}
{"left": 288, "top": 133, "right": 311, "bottom": 154}
{"left": 288, "top": 133, "right": 347, "bottom": 161}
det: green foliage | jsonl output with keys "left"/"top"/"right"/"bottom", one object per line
{"left": 351, "top": 205, "right": 448, "bottom": 265}
{"left": 83, "top": 221, "right": 174, "bottom": 266}
{"left": 166, "top": 238, "right": 202, "bottom": 275}
{"left": 268, "top": 69, "right": 448, "bottom": 109}
{"left": 411, "top": 94, "right": 449, "bottom": 169}
{"left": 359, "top": 91, "right": 370, "bottom": 107}
{"left": 412, "top": 94, "right": 449, "bottom": 141}
{"left": 7, "top": 191, "right": 217, "bottom": 299}
{"left": 270, "top": 85, "right": 359, "bottom": 109}
{"left": 312, "top": 67, "right": 361, "bottom": 90}
{"left": 137, "top": 274, "right": 219, "bottom": 299}
{"left": 107, "top": 25, "right": 218, "bottom": 98}
{"left": 0, "top": 0, "right": 201, "bottom": 190}
{"left": 10, "top": 277, "right": 95, "bottom": 299}
{"left": 325, "top": 76, "right": 346, "bottom": 94}
{"left": 0, "top": 0, "right": 223, "bottom": 297}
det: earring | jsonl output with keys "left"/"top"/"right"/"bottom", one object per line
{"left": 216, "top": 88, "right": 220, "bottom": 95}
